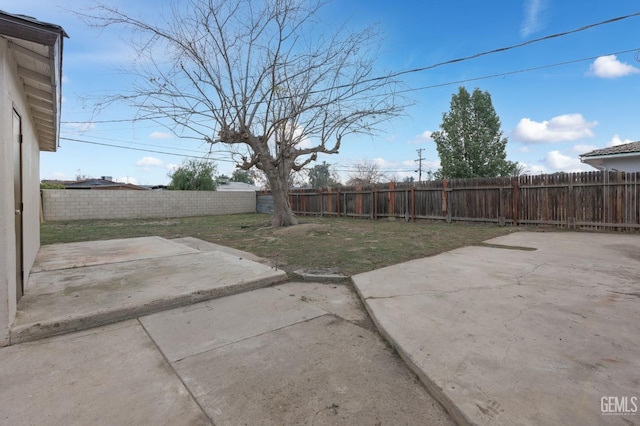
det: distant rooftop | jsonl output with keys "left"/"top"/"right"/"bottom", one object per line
{"left": 580, "top": 141, "right": 640, "bottom": 158}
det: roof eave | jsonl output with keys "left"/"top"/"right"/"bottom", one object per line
{"left": 1, "top": 10, "right": 67, "bottom": 152}
{"left": 580, "top": 151, "right": 640, "bottom": 161}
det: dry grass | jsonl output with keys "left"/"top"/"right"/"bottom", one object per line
{"left": 41, "top": 214, "right": 519, "bottom": 276}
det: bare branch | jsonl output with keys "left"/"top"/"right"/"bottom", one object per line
{"left": 77, "top": 0, "right": 408, "bottom": 226}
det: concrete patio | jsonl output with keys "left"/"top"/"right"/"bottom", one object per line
{"left": 11, "top": 236, "right": 287, "bottom": 343}
{"left": 353, "top": 231, "right": 640, "bottom": 425}
{"left": 1, "top": 236, "right": 453, "bottom": 425}
{"left": 2, "top": 232, "right": 638, "bottom": 425}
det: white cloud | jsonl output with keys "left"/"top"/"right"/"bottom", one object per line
{"left": 373, "top": 157, "right": 393, "bottom": 168}
{"left": 136, "top": 156, "right": 164, "bottom": 167}
{"left": 51, "top": 172, "right": 67, "bottom": 180}
{"left": 408, "top": 130, "right": 433, "bottom": 144}
{"left": 588, "top": 55, "right": 640, "bottom": 79}
{"left": 520, "top": 0, "right": 546, "bottom": 37}
{"left": 149, "top": 131, "right": 173, "bottom": 139}
{"left": 607, "top": 134, "right": 633, "bottom": 147}
{"left": 165, "top": 163, "right": 179, "bottom": 172}
{"left": 517, "top": 162, "right": 548, "bottom": 175}
{"left": 117, "top": 176, "right": 139, "bottom": 185}
{"left": 63, "top": 121, "right": 96, "bottom": 132}
{"left": 512, "top": 113, "right": 597, "bottom": 143}
{"left": 543, "top": 150, "right": 591, "bottom": 173}
{"left": 571, "top": 144, "right": 598, "bottom": 154}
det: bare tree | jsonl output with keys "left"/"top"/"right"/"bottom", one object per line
{"left": 80, "top": 0, "right": 405, "bottom": 226}
{"left": 346, "top": 160, "right": 387, "bottom": 186}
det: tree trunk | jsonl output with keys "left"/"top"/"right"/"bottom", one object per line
{"left": 265, "top": 166, "right": 298, "bottom": 227}
{"left": 270, "top": 185, "right": 298, "bottom": 227}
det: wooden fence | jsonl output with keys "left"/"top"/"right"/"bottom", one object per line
{"left": 284, "top": 171, "right": 640, "bottom": 230}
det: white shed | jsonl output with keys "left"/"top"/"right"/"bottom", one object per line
{"left": 0, "top": 10, "right": 66, "bottom": 345}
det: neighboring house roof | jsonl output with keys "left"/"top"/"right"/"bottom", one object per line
{"left": 217, "top": 181, "right": 260, "bottom": 191}
{"left": 579, "top": 141, "right": 640, "bottom": 172}
{"left": 0, "top": 10, "right": 68, "bottom": 152}
{"left": 43, "top": 179, "right": 148, "bottom": 190}
{"left": 579, "top": 141, "right": 640, "bottom": 158}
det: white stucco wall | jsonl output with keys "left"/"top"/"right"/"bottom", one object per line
{"left": 0, "top": 38, "right": 42, "bottom": 346}
{"left": 592, "top": 156, "right": 640, "bottom": 173}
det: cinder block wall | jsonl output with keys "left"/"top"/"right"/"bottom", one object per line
{"left": 42, "top": 190, "right": 256, "bottom": 221}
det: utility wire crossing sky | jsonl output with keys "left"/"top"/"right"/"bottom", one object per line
{"left": 7, "top": 0, "right": 639, "bottom": 185}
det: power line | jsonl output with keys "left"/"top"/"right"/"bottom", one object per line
{"left": 59, "top": 11, "right": 640, "bottom": 125}
{"left": 60, "top": 137, "right": 237, "bottom": 163}
{"left": 369, "top": 11, "right": 640, "bottom": 84}
{"left": 60, "top": 132, "right": 225, "bottom": 155}
{"left": 394, "top": 47, "right": 640, "bottom": 95}
{"left": 58, "top": 46, "right": 640, "bottom": 127}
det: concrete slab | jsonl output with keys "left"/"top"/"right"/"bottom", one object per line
{"left": 353, "top": 232, "right": 640, "bottom": 426}
{"left": 13, "top": 246, "right": 287, "bottom": 343}
{"left": 32, "top": 236, "right": 198, "bottom": 272}
{"left": 171, "top": 315, "right": 454, "bottom": 426}
{"left": 140, "top": 287, "right": 327, "bottom": 362}
{"left": 274, "top": 281, "right": 374, "bottom": 331}
{"left": 0, "top": 320, "right": 210, "bottom": 426}
{"left": 171, "top": 237, "right": 268, "bottom": 264}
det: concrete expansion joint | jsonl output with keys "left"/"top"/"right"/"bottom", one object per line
{"left": 365, "top": 291, "right": 432, "bottom": 300}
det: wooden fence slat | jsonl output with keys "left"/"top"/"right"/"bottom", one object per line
{"left": 284, "top": 171, "right": 640, "bottom": 230}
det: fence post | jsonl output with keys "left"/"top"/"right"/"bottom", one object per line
{"left": 389, "top": 181, "right": 395, "bottom": 217}
{"left": 373, "top": 188, "right": 378, "bottom": 220}
{"left": 512, "top": 177, "right": 519, "bottom": 226}
{"left": 411, "top": 187, "right": 415, "bottom": 222}
{"left": 442, "top": 179, "right": 448, "bottom": 221}
{"left": 405, "top": 189, "right": 410, "bottom": 221}
{"left": 337, "top": 189, "right": 341, "bottom": 217}
{"left": 498, "top": 187, "right": 504, "bottom": 224}
{"left": 371, "top": 190, "right": 375, "bottom": 220}
{"left": 567, "top": 176, "right": 574, "bottom": 229}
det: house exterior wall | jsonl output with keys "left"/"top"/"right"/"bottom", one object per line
{"left": 587, "top": 156, "right": 640, "bottom": 173}
{"left": 0, "top": 38, "right": 42, "bottom": 346}
{"left": 42, "top": 190, "right": 256, "bottom": 221}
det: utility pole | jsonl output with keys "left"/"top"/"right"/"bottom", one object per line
{"left": 416, "top": 148, "right": 425, "bottom": 183}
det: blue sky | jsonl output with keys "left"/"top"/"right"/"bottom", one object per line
{"left": 5, "top": 0, "right": 640, "bottom": 185}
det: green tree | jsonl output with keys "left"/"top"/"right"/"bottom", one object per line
{"left": 40, "top": 182, "right": 65, "bottom": 189}
{"left": 432, "top": 87, "right": 516, "bottom": 179}
{"left": 230, "top": 170, "right": 255, "bottom": 185}
{"left": 308, "top": 161, "right": 340, "bottom": 188}
{"left": 168, "top": 159, "right": 218, "bottom": 190}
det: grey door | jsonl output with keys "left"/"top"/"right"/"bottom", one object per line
{"left": 13, "top": 109, "right": 23, "bottom": 301}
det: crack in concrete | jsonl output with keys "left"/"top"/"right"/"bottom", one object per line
{"left": 516, "top": 263, "right": 545, "bottom": 285}
{"left": 501, "top": 307, "right": 527, "bottom": 362}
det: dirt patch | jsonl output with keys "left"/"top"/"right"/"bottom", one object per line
{"left": 272, "top": 223, "right": 328, "bottom": 236}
